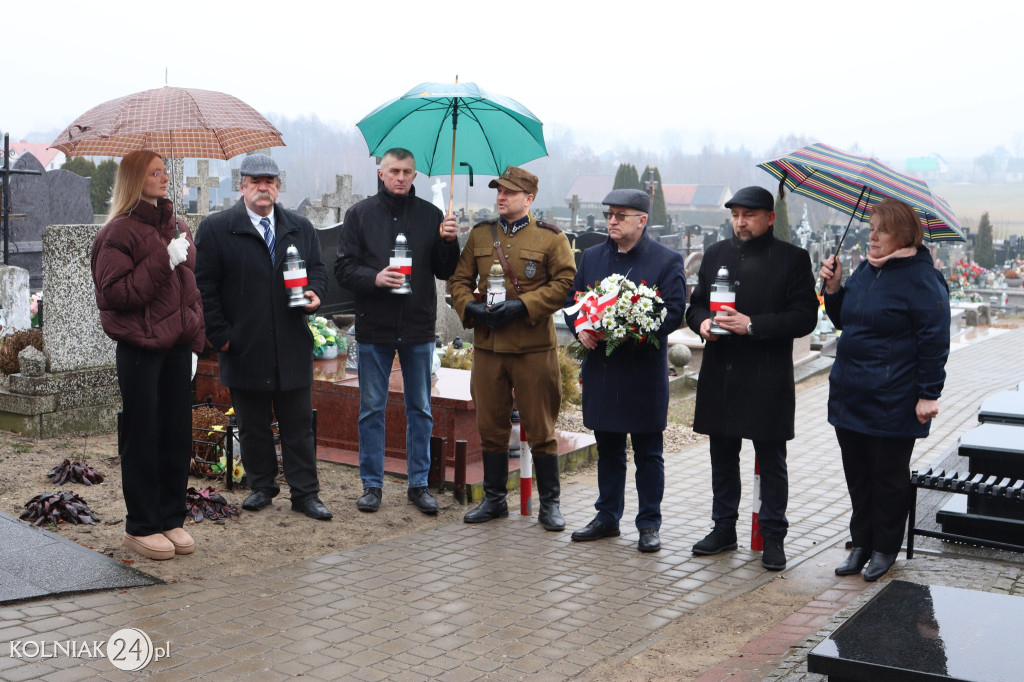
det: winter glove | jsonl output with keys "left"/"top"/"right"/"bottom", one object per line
{"left": 168, "top": 235, "right": 189, "bottom": 270}
{"left": 191, "top": 353, "right": 198, "bottom": 380}
{"left": 486, "top": 299, "right": 526, "bottom": 330}
{"left": 465, "top": 301, "right": 489, "bottom": 325}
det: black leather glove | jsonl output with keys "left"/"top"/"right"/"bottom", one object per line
{"left": 465, "top": 301, "right": 488, "bottom": 324}
{"left": 486, "top": 299, "right": 526, "bottom": 329}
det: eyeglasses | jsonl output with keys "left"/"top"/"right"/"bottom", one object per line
{"left": 603, "top": 211, "right": 644, "bottom": 221}
{"left": 150, "top": 170, "right": 171, "bottom": 179}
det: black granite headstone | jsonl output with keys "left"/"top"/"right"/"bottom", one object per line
{"left": 977, "top": 390, "right": 1024, "bottom": 426}
{"left": 9, "top": 153, "right": 93, "bottom": 288}
{"left": 314, "top": 222, "right": 354, "bottom": 316}
{"left": 809, "top": 580, "right": 1023, "bottom": 681}
{"left": 570, "top": 231, "right": 607, "bottom": 269}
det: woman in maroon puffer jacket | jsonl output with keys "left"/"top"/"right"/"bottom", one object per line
{"left": 91, "top": 150, "right": 205, "bottom": 561}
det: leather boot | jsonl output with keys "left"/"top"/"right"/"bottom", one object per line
{"left": 464, "top": 451, "right": 509, "bottom": 523}
{"left": 533, "top": 455, "right": 565, "bottom": 531}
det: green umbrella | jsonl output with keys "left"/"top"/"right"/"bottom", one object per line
{"left": 356, "top": 80, "right": 547, "bottom": 214}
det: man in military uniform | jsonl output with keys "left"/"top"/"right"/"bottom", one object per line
{"left": 449, "top": 166, "right": 576, "bottom": 531}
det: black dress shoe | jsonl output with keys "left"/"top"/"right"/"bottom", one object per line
{"left": 571, "top": 519, "right": 620, "bottom": 542}
{"left": 863, "top": 551, "right": 897, "bottom": 582}
{"left": 356, "top": 487, "right": 382, "bottom": 512}
{"left": 241, "top": 489, "right": 274, "bottom": 511}
{"left": 835, "top": 547, "right": 871, "bottom": 576}
{"left": 408, "top": 487, "right": 439, "bottom": 515}
{"left": 691, "top": 525, "right": 737, "bottom": 556}
{"left": 291, "top": 496, "right": 333, "bottom": 520}
{"left": 638, "top": 529, "right": 661, "bottom": 553}
{"left": 761, "top": 536, "right": 786, "bottom": 571}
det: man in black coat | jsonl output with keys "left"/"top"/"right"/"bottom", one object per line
{"left": 685, "top": 186, "right": 817, "bottom": 570}
{"left": 564, "top": 189, "right": 686, "bottom": 553}
{"left": 335, "top": 148, "right": 460, "bottom": 515}
{"left": 195, "top": 154, "right": 332, "bottom": 520}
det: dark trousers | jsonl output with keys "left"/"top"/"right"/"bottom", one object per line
{"left": 709, "top": 436, "right": 789, "bottom": 539}
{"left": 230, "top": 386, "right": 319, "bottom": 502}
{"left": 594, "top": 431, "right": 664, "bottom": 531}
{"left": 116, "top": 342, "right": 192, "bottom": 536}
{"left": 835, "top": 427, "right": 915, "bottom": 554}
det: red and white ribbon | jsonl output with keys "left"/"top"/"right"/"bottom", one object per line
{"left": 389, "top": 256, "right": 412, "bottom": 275}
{"left": 562, "top": 285, "right": 619, "bottom": 335}
{"left": 283, "top": 268, "right": 308, "bottom": 287}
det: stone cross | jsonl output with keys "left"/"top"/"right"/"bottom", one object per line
{"left": 186, "top": 160, "right": 221, "bottom": 215}
{"left": 569, "top": 193, "right": 580, "bottom": 229}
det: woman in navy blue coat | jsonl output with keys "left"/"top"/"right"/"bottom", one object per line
{"left": 820, "top": 199, "right": 950, "bottom": 582}
{"left": 563, "top": 190, "right": 686, "bottom": 552}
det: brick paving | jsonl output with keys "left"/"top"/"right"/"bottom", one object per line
{"left": 1, "top": 327, "right": 1023, "bottom": 680}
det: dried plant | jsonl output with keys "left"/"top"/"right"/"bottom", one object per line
{"left": 0, "top": 329, "right": 44, "bottom": 375}
{"left": 21, "top": 491, "right": 100, "bottom": 526}
{"left": 185, "top": 486, "right": 239, "bottom": 522}
{"left": 47, "top": 459, "right": 104, "bottom": 486}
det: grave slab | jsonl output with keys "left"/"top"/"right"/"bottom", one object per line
{"left": 808, "top": 580, "right": 1024, "bottom": 682}
{"left": 977, "top": 389, "right": 1024, "bottom": 426}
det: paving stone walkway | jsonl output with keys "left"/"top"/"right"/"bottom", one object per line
{"left": 1, "top": 327, "right": 1022, "bottom": 681}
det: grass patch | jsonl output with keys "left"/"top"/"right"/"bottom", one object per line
{"left": 667, "top": 394, "right": 696, "bottom": 427}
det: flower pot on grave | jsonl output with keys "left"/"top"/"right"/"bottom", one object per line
{"left": 322, "top": 344, "right": 338, "bottom": 360}
{"left": 1006, "top": 277, "right": 1023, "bottom": 288}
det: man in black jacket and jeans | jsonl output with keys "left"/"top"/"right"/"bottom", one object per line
{"left": 336, "top": 148, "right": 460, "bottom": 514}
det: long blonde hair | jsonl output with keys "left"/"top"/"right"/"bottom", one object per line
{"left": 105, "top": 150, "right": 161, "bottom": 224}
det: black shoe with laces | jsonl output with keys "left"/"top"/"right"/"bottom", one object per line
{"left": 691, "top": 526, "right": 737, "bottom": 556}
{"left": 761, "top": 536, "right": 786, "bottom": 571}
{"left": 408, "top": 487, "right": 439, "bottom": 515}
{"left": 356, "top": 487, "right": 382, "bottom": 512}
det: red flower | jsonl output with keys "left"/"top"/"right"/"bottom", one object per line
{"left": 630, "top": 294, "right": 641, "bottom": 303}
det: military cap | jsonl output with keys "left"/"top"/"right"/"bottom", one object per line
{"left": 602, "top": 188, "right": 651, "bottom": 214}
{"left": 488, "top": 165, "right": 538, "bottom": 196}
{"left": 724, "top": 186, "right": 774, "bottom": 211}
{"left": 239, "top": 154, "right": 280, "bottom": 178}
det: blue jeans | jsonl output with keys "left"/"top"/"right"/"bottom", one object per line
{"left": 593, "top": 431, "right": 664, "bottom": 531}
{"left": 709, "top": 436, "right": 788, "bottom": 539}
{"left": 357, "top": 342, "right": 433, "bottom": 489}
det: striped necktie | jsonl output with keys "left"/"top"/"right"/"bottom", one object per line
{"left": 260, "top": 217, "right": 275, "bottom": 263}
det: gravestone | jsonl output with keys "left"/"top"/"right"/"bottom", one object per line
{"left": 8, "top": 153, "right": 93, "bottom": 288}
{"left": 300, "top": 175, "right": 364, "bottom": 229}
{"left": 313, "top": 222, "right": 354, "bottom": 317}
{"left": 0, "top": 266, "right": 31, "bottom": 332}
{"left": 0, "top": 224, "right": 120, "bottom": 437}
{"left": 186, "top": 160, "right": 221, "bottom": 216}
{"left": 568, "top": 194, "right": 580, "bottom": 230}
{"left": 571, "top": 231, "right": 607, "bottom": 268}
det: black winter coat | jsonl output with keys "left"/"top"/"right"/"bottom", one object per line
{"left": 685, "top": 228, "right": 818, "bottom": 441}
{"left": 565, "top": 231, "right": 687, "bottom": 433}
{"left": 824, "top": 247, "right": 950, "bottom": 438}
{"left": 195, "top": 201, "right": 328, "bottom": 391}
{"left": 335, "top": 181, "right": 459, "bottom": 345}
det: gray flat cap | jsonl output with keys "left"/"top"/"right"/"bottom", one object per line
{"left": 239, "top": 154, "right": 280, "bottom": 178}
{"left": 724, "top": 186, "right": 774, "bottom": 211}
{"left": 602, "top": 189, "right": 650, "bottom": 213}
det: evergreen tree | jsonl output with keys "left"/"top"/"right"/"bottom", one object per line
{"left": 975, "top": 211, "right": 995, "bottom": 269}
{"left": 92, "top": 160, "right": 119, "bottom": 215}
{"left": 640, "top": 165, "right": 668, "bottom": 228}
{"left": 773, "top": 194, "right": 791, "bottom": 243}
{"left": 613, "top": 163, "right": 641, "bottom": 190}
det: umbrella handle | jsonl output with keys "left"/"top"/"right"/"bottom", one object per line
{"left": 817, "top": 185, "right": 870, "bottom": 295}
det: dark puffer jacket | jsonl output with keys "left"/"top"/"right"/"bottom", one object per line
{"left": 91, "top": 197, "right": 205, "bottom": 354}
{"left": 824, "top": 246, "right": 950, "bottom": 438}
{"left": 335, "top": 180, "right": 459, "bottom": 345}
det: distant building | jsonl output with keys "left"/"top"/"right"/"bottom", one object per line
{"left": 9, "top": 141, "right": 65, "bottom": 171}
{"left": 1005, "top": 158, "right": 1024, "bottom": 183}
{"left": 563, "top": 174, "right": 614, "bottom": 211}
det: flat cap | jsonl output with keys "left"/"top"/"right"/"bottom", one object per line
{"left": 602, "top": 189, "right": 650, "bottom": 214}
{"left": 724, "top": 186, "right": 774, "bottom": 211}
{"left": 239, "top": 154, "right": 280, "bottom": 178}
{"left": 488, "top": 165, "right": 538, "bottom": 196}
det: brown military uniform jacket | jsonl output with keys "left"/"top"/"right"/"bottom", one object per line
{"left": 450, "top": 216, "right": 576, "bottom": 353}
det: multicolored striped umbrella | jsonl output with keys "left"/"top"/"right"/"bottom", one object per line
{"left": 758, "top": 143, "right": 964, "bottom": 242}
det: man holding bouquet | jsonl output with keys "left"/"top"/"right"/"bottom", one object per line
{"left": 564, "top": 189, "right": 686, "bottom": 552}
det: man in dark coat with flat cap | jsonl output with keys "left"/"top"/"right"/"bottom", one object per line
{"left": 564, "top": 189, "right": 686, "bottom": 553}
{"left": 685, "top": 186, "right": 817, "bottom": 570}
{"left": 196, "top": 154, "right": 333, "bottom": 521}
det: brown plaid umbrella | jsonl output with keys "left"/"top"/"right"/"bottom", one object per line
{"left": 49, "top": 86, "right": 283, "bottom": 159}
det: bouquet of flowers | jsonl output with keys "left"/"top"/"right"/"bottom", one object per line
{"left": 308, "top": 316, "right": 343, "bottom": 358}
{"left": 949, "top": 260, "right": 988, "bottom": 288}
{"left": 563, "top": 273, "right": 666, "bottom": 358}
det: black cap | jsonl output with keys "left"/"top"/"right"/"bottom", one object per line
{"left": 724, "top": 186, "right": 774, "bottom": 211}
{"left": 602, "top": 188, "right": 650, "bottom": 213}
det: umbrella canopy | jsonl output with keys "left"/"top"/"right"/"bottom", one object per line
{"left": 758, "top": 142, "right": 964, "bottom": 242}
{"left": 356, "top": 81, "right": 547, "bottom": 177}
{"left": 50, "top": 86, "right": 283, "bottom": 160}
